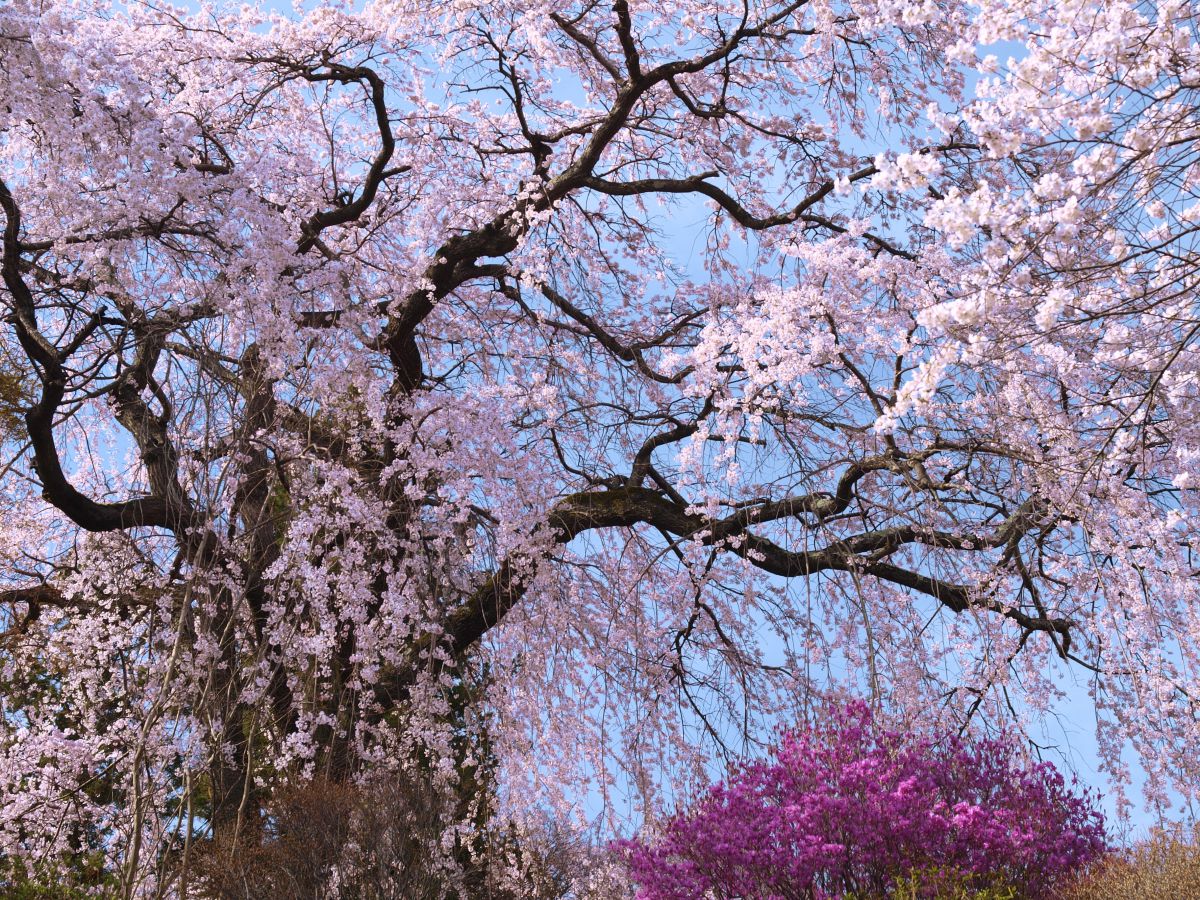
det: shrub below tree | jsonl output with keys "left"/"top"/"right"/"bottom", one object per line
{"left": 1062, "top": 825, "right": 1200, "bottom": 900}
{"left": 619, "top": 703, "right": 1107, "bottom": 899}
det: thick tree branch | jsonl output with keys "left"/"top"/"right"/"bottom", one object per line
{"left": 1, "top": 178, "right": 187, "bottom": 532}
{"left": 444, "top": 483, "right": 1074, "bottom": 659}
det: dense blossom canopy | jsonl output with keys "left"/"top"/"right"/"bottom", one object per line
{"left": 1, "top": 0, "right": 1199, "bottom": 893}
{"left": 620, "top": 703, "right": 1108, "bottom": 899}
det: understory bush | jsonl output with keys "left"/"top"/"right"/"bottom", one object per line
{"left": 618, "top": 703, "right": 1107, "bottom": 899}
{"left": 1062, "top": 825, "right": 1200, "bottom": 900}
{"left": 188, "top": 774, "right": 614, "bottom": 899}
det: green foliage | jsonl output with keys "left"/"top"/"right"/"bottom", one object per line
{"left": 0, "top": 361, "right": 31, "bottom": 442}
{"left": 886, "top": 866, "right": 1020, "bottom": 899}
{"left": 0, "top": 852, "right": 118, "bottom": 899}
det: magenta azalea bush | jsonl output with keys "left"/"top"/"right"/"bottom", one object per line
{"left": 619, "top": 704, "right": 1107, "bottom": 899}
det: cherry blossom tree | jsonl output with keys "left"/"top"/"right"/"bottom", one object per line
{"left": 0, "top": 0, "right": 1196, "bottom": 893}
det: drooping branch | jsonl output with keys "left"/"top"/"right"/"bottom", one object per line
{"left": 0, "top": 178, "right": 190, "bottom": 533}
{"left": 581, "top": 171, "right": 916, "bottom": 258}
{"left": 289, "top": 63, "right": 409, "bottom": 255}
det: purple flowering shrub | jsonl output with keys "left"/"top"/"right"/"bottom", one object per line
{"left": 619, "top": 704, "right": 1106, "bottom": 899}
